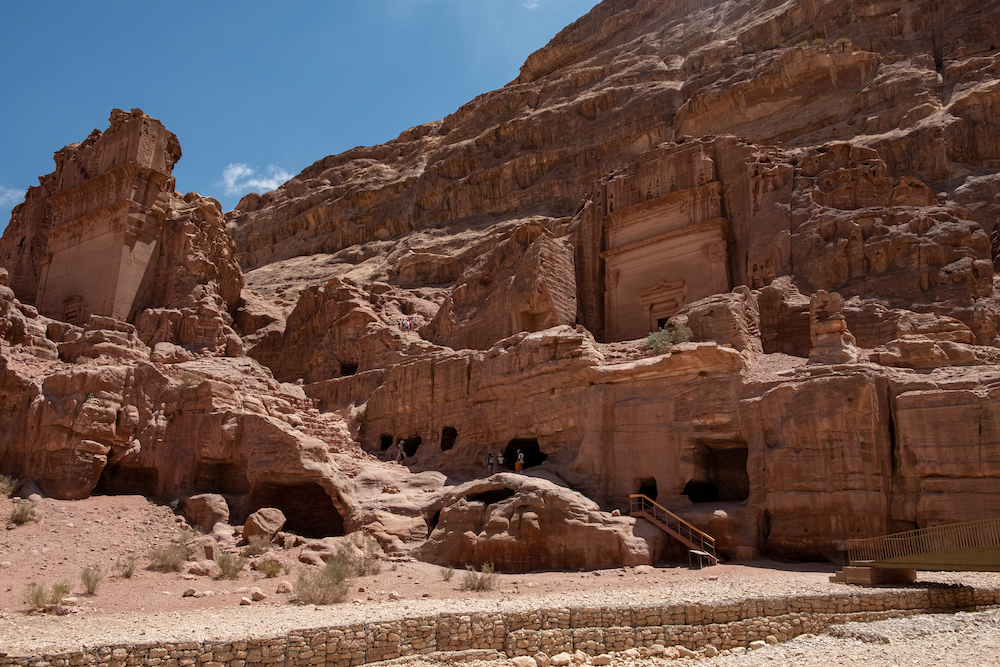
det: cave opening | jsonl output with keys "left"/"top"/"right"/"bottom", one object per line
{"left": 682, "top": 481, "right": 720, "bottom": 503}
{"left": 440, "top": 426, "right": 458, "bottom": 451}
{"left": 503, "top": 438, "right": 548, "bottom": 470}
{"left": 193, "top": 462, "right": 250, "bottom": 495}
{"left": 683, "top": 443, "right": 749, "bottom": 504}
{"left": 426, "top": 509, "right": 441, "bottom": 534}
{"left": 380, "top": 434, "right": 394, "bottom": 451}
{"left": 339, "top": 363, "right": 358, "bottom": 376}
{"left": 637, "top": 477, "right": 658, "bottom": 501}
{"left": 402, "top": 435, "right": 422, "bottom": 457}
{"left": 466, "top": 488, "right": 517, "bottom": 505}
{"left": 249, "top": 482, "right": 344, "bottom": 538}
{"left": 93, "top": 465, "right": 159, "bottom": 496}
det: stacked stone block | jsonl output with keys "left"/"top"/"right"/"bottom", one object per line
{"left": 2, "top": 587, "right": 997, "bottom": 667}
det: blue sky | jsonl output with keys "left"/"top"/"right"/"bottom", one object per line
{"left": 0, "top": 0, "right": 599, "bottom": 233}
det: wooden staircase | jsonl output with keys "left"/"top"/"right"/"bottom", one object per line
{"left": 630, "top": 494, "right": 718, "bottom": 567}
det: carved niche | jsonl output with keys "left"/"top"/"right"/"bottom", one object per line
{"left": 601, "top": 162, "right": 731, "bottom": 341}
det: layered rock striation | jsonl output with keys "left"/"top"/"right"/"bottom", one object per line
{"left": 2, "top": 0, "right": 1000, "bottom": 570}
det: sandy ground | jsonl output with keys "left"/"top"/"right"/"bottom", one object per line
{"left": 1, "top": 493, "right": 999, "bottom": 665}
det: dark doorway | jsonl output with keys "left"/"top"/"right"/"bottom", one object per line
{"left": 440, "top": 426, "right": 458, "bottom": 451}
{"left": 380, "top": 434, "right": 393, "bottom": 451}
{"left": 682, "top": 481, "right": 720, "bottom": 503}
{"left": 402, "top": 435, "right": 422, "bottom": 457}
{"left": 683, "top": 443, "right": 750, "bottom": 503}
{"left": 193, "top": 462, "right": 250, "bottom": 495}
{"left": 504, "top": 438, "right": 548, "bottom": 470}
{"left": 249, "top": 482, "right": 344, "bottom": 538}
{"left": 340, "top": 363, "right": 358, "bottom": 376}
{"left": 637, "top": 477, "right": 658, "bottom": 501}
{"left": 93, "top": 465, "right": 159, "bottom": 496}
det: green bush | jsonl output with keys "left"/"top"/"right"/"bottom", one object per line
{"left": 149, "top": 543, "right": 188, "bottom": 572}
{"left": 645, "top": 322, "right": 693, "bottom": 354}
{"left": 216, "top": 552, "right": 248, "bottom": 580}
{"left": 114, "top": 555, "right": 137, "bottom": 579}
{"left": 294, "top": 558, "right": 351, "bottom": 605}
{"left": 0, "top": 473, "right": 18, "bottom": 498}
{"left": 80, "top": 565, "right": 105, "bottom": 595}
{"left": 459, "top": 563, "right": 498, "bottom": 592}
{"left": 9, "top": 500, "right": 37, "bottom": 526}
{"left": 259, "top": 559, "right": 283, "bottom": 578}
{"left": 645, "top": 328, "right": 673, "bottom": 354}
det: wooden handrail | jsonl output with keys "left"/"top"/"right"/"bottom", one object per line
{"left": 847, "top": 518, "right": 1000, "bottom": 565}
{"left": 629, "top": 494, "right": 716, "bottom": 559}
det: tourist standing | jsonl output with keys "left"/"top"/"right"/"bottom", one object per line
{"left": 497, "top": 452, "right": 505, "bottom": 471}
{"left": 487, "top": 453, "right": 494, "bottom": 475}
{"left": 515, "top": 450, "right": 524, "bottom": 471}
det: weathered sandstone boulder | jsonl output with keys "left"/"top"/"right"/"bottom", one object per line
{"left": 244, "top": 507, "right": 286, "bottom": 541}
{"left": 183, "top": 493, "right": 230, "bottom": 533}
{"left": 411, "top": 473, "right": 656, "bottom": 572}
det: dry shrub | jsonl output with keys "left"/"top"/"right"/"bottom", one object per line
{"left": 440, "top": 566, "right": 455, "bottom": 581}
{"left": 80, "top": 564, "right": 105, "bottom": 595}
{"left": 294, "top": 558, "right": 351, "bottom": 605}
{"left": 114, "top": 555, "right": 136, "bottom": 579}
{"left": 459, "top": 563, "right": 498, "bottom": 592}
{"left": 241, "top": 534, "right": 271, "bottom": 557}
{"left": 217, "top": 552, "right": 248, "bottom": 580}
{"left": 0, "top": 473, "right": 18, "bottom": 498}
{"left": 337, "top": 532, "right": 382, "bottom": 577}
{"left": 23, "top": 582, "right": 70, "bottom": 611}
{"left": 259, "top": 559, "right": 283, "bottom": 578}
{"left": 149, "top": 543, "right": 188, "bottom": 572}
{"left": 9, "top": 500, "right": 37, "bottom": 526}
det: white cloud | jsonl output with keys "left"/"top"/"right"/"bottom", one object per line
{"left": 220, "top": 163, "right": 292, "bottom": 197}
{"left": 0, "top": 185, "right": 25, "bottom": 209}
{"left": 0, "top": 185, "right": 26, "bottom": 229}
{"left": 521, "top": 0, "right": 540, "bottom": 8}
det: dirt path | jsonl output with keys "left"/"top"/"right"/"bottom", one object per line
{"left": 2, "top": 494, "right": 998, "bottom": 661}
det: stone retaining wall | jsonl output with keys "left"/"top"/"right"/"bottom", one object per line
{"left": 3, "top": 586, "right": 997, "bottom": 667}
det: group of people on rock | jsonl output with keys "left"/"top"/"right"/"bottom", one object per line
{"left": 385, "top": 435, "right": 529, "bottom": 476}
{"left": 397, "top": 317, "right": 416, "bottom": 331}
{"left": 486, "top": 450, "right": 525, "bottom": 474}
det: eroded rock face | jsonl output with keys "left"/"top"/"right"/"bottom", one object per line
{"left": 0, "top": 109, "right": 244, "bottom": 358}
{"left": 3, "top": 0, "right": 1000, "bottom": 570}
{"left": 412, "top": 473, "right": 657, "bottom": 572}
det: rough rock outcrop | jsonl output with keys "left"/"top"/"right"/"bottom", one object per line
{"left": 4, "top": 0, "right": 1000, "bottom": 571}
{"left": 0, "top": 109, "right": 243, "bottom": 358}
{"left": 412, "top": 473, "right": 658, "bottom": 572}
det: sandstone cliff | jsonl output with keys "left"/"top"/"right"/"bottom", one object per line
{"left": 2, "top": 0, "right": 1000, "bottom": 570}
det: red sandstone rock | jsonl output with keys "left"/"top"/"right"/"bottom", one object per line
{"left": 243, "top": 507, "right": 286, "bottom": 541}
{"left": 2, "top": 1, "right": 1000, "bottom": 570}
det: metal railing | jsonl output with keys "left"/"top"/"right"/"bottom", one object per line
{"left": 629, "top": 494, "right": 717, "bottom": 563}
{"left": 847, "top": 518, "right": 1000, "bottom": 565}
